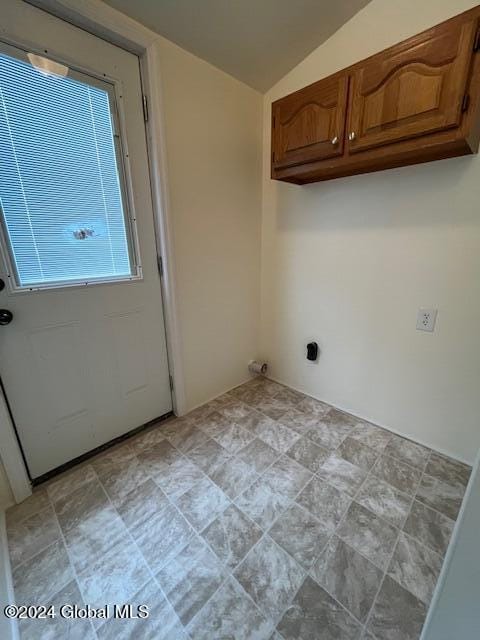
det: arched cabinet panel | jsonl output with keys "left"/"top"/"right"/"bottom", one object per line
{"left": 271, "top": 6, "right": 480, "bottom": 184}
{"left": 348, "top": 19, "right": 477, "bottom": 153}
{"left": 272, "top": 75, "right": 348, "bottom": 169}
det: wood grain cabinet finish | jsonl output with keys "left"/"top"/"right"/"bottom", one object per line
{"left": 348, "top": 19, "right": 476, "bottom": 153}
{"left": 272, "top": 75, "right": 348, "bottom": 169}
{"left": 271, "top": 6, "right": 480, "bottom": 184}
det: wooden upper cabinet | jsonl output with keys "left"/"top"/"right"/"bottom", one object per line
{"left": 272, "top": 74, "right": 348, "bottom": 169}
{"left": 347, "top": 18, "right": 477, "bottom": 153}
{"left": 271, "top": 5, "right": 480, "bottom": 184}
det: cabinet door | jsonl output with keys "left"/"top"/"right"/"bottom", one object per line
{"left": 272, "top": 75, "right": 348, "bottom": 169}
{"left": 348, "top": 19, "right": 477, "bottom": 154}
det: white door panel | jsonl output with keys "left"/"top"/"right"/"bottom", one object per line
{"left": 0, "top": 0, "right": 172, "bottom": 478}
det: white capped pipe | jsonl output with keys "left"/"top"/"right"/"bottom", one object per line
{"left": 248, "top": 360, "right": 267, "bottom": 375}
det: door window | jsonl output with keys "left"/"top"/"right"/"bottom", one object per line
{"left": 0, "top": 42, "right": 140, "bottom": 290}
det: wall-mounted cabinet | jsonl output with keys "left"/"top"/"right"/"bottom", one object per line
{"left": 272, "top": 75, "right": 348, "bottom": 169}
{"left": 271, "top": 6, "right": 480, "bottom": 184}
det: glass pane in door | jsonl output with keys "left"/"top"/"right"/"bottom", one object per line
{"left": 0, "top": 44, "right": 139, "bottom": 289}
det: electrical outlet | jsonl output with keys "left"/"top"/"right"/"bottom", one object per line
{"left": 416, "top": 308, "right": 438, "bottom": 332}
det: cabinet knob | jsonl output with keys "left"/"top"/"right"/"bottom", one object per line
{"left": 331, "top": 136, "right": 339, "bottom": 145}
{"left": 348, "top": 131, "right": 356, "bottom": 141}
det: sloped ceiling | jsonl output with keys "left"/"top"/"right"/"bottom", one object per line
{"left": 102, "top": 0, "right": 371, "bottom": 91}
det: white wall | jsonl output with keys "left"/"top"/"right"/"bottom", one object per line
{"left": 261, "top": 0, "right": 480, "bottom": 463}
{"left": 0, "top": 460, "right": 12, "bottom": 510}
{"left": 0, "top": 388, "right": 13, "bottom": 511}
{"left": 421, "top": 451, "right": 480, "bottom": 639}
{"left": 0, "top": 512, "right": 17, "bottom": 640}
{"left": 157, "top": 37, "right": 263, "bottom": 411}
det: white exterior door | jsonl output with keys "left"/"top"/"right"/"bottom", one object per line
{"left": 0, "top": 1, "right": 172, "bottom": 479}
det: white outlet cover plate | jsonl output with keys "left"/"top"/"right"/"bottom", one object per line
{"left": 416, "top": 308, "right": 438, "bottom": 332}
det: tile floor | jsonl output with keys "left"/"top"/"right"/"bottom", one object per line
{"left": 6, "top": 377, "right": 471, "bottom": 640}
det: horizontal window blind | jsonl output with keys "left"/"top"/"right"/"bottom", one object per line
{"left": 0, "top": 49, "right": 134, "bottom": 288}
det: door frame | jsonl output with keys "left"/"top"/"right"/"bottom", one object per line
{"left": 0, "top": 0, "right": 188, "bottom": 503}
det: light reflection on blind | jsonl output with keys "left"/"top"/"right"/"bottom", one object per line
{"left": 0, "top": 51, "right": 133, "bottom": 287}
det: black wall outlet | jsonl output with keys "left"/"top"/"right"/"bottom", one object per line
{"left": 306, "top": 342, "right": 318, "bottom": 361}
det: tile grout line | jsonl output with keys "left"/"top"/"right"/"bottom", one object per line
{"left": 252, "top": 382, "right": 460, "bottom": 486}
{"left": 56, "top": 471, "right": 153, "bottom": 630}
{"left": 143, "top": 437, "right": 300, "bottom": 638}
{"left": 299, "top": 434, "right": 385, "bottom": 631}
{"left": 124, "top": 397, "right": 456, "bottom": 637}
{"left": 306, "top": 569, "right": 370, "bottom": 631}
{"left": 246, "top": 376, "right": 462, "bottom": 471}
{"left": 361, "top": 529, "right": 406, "bottom": 638}
{"left": 403, "top": 449, "right": 461, "bottom": 548}
{"left": 412, "top": 450, "right": 466, "bottom": 520}
{"left": 91, "top": 468, "right": 188, "bottom": 637}
{"left": 7, "top": 472, "right": 101, "bottom": 579}
{"left": 338, "top": 444, "right": 451, "bottom": 631}
{"left": 361, "top": 527, "right": 404, "bottom": 636}
{"left": 326, "top": 444, "right": 405, "bottom": 636}
{"left": 5, "top": 496, "right": 50, "bottom": 529}
{"left": 229, "top": 454, "right": 366, "bottom": 633}
{"left": 175, "top": 442, "right": 302, "bottom": 638}
{"left": 166, "top": 432, "right": 311, "bottom": 634}
{"left": 89, "top": 438, "right": 202, "bottom": 613}
{"left": 47, "top": 493, "right": 99, "bottom": 639}
{"left": 217, "top": 410, "right": 302, "bottom": 461}
{"left": 323, "top": 441, "right": 459, "bottom": 549}
{"left": 7, "top": 379, "right": 468, "bottom": 640}
{"left": 129, "top": 429, "right": 273, "bottom": 637}
{"left": 76, "top": 435, "right": 442, "bottom": 638}
{"left": 184, "top": 389, "right": 442, "bottom": 532}
{"left": 181, "top": 447, "right": 313, "bottom": 640}
{"left": 6, "top": 504, "right": 62, "bottom": 574}
{"left": 361, "top": 451, "right": 435, "bottom": 637}
{"left": 400, "top": 528, "right": 444, "bottom": 562}
{"left": 9, "top": 537, "right": 59, "bottom": 576}
{"left": 128, "top": 415, "right": 250, "bottom": 631}
{"left": 161, "top": 420, "right": 462, "bottom": 537}
{"left": 179, "top": 392, "right": 444, "bottom": 635}
{"left": 406, "top": 496, "right": 457, "bottom": 525}
{"left": 183, "top": 556, "right": 275, "bottom": 639}
{"left": 228, "top": 465, "right": 318, "bottom": 631}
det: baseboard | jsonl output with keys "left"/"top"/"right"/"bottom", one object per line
{"left": 182, "top": 371, "right": 472, "bottom": 467}
{"left": 266, "top": 375, "right": 472, "bottom": 467}
{"left": 0, "top": 511, "right": 19, "bottom": 640}
{"left": 180, "top": 375, "right": 256, "bottom": 416}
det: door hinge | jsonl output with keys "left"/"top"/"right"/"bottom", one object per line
{"left": 157, "top": 254, "right": 164, "bottom": 277}
{"left": 474, "top": 27, "right": 480, "bottom": 52}
{"left": 142, "top": 94, "right": 149, "bottom": 122}
{"left": 111, "top": 101, "right": 121, "bottom": 138}
{"left": 169, "top": 375, "right": 174, "bottom": 391}
{"left": 462, "top": 93, "right": 470, "bottom": 113}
